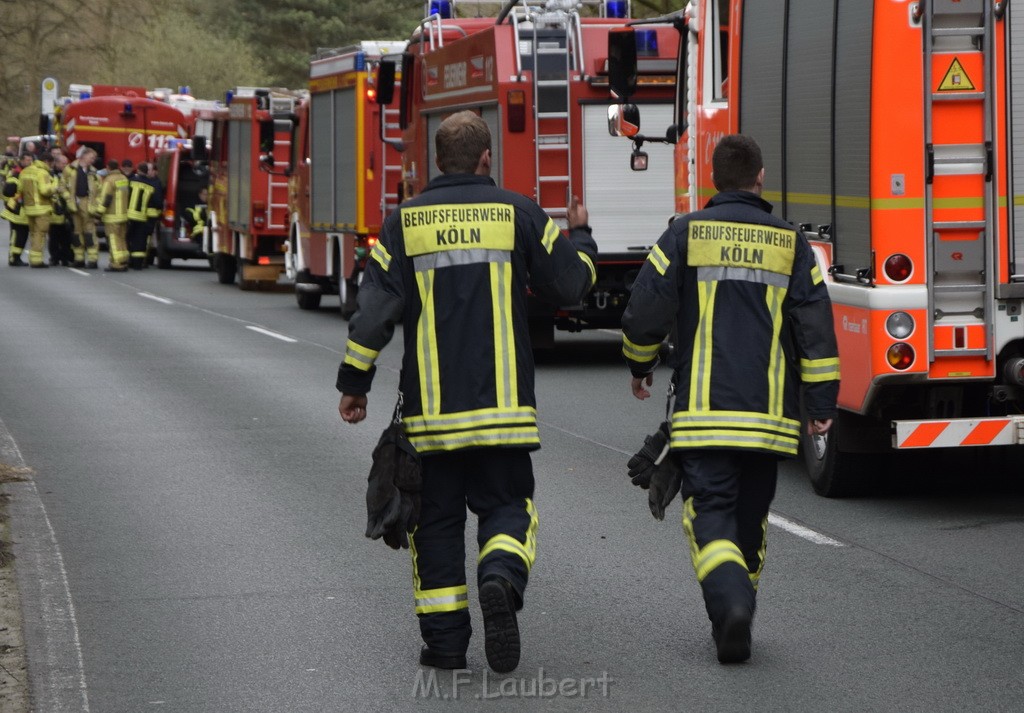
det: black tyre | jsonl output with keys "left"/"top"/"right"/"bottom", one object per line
{"left": 801, "top": 409, "right": 884, "bottom": 498}
{"left": 339, "top": 272, "right": 359, "bottom": 320}
{"left": 296, "top": 290, "right": 321, "bottom": 310}
{"left": 215, "top": 254, "right": 237, "bottom": 285}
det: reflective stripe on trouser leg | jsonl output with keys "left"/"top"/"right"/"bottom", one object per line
{"left": 677, "top": 451, "right": 757, "bottom": 626}
{"left": 127, "top": 220, "right": 148, "bottom": 260}
{"left": 469, "top": 449, "right": 536, "bottom": 607}
{"left": 106, "top": 223, "right": 128, "bottom": 266}
{"left": 412, "top": 454, "right": 473, "bottom": 655}
{"left": 9, "top": 224, "right": 28, "bottom": 257}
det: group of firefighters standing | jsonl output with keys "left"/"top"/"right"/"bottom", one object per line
{"left": 2, "top": 141, "right": 171, "bottom": 271}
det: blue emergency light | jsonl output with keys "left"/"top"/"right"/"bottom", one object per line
{"left": 80, "top": 91, "right": 91, "bottom": 101}
{"left": 636, "top": 29, "right": 659, "bottom": 56}
{"left": 430, "top": 0, "right": 452, "bottom": 18}
{"left": 606, "top": 0, "right": 627, "bottom": 19}
{"left": 225, "top": 90, "right": 234, "bottom": 105}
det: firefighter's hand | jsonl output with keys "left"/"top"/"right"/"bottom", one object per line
{"left": 807, "top": 419, "right": 833, "bottom": 435}
{"left": 631, "top": 374, "right": 654, "bottom": 400}
{"left": 339, "top": 394, "right": 368, "bottom": 423}
{"left": 567, "top": 194, "right": 589, "bottom": 229}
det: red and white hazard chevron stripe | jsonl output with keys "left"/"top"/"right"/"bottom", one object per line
{"left": 893, "top": 416, "right": 1024, "bottom": 449}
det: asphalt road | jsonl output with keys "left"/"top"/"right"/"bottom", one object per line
{"left": 0, "top": 248, "right": 1022, "bottom": 712}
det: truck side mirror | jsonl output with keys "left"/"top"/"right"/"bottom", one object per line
{"left": 607, "top": 103, "right": 640, "bottom": 138}
{"left": 192, "top": 136, "right": 209, "bottom": 161}
{"left": 399, "top": 53, "right": 415, "bottom": 130}
{"left": 376, "top": 61, "right": 396, "bottom": 105}
{"left": 608, "top": 29, "right": 638, "bottom": 100}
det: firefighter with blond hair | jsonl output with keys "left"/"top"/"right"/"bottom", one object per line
{"left": 337, "top": 111, "right": 597, "bottom": 673}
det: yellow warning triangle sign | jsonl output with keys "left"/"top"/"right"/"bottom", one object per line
{"left": 938, "top": 57, "right": 975, "bottom": 91}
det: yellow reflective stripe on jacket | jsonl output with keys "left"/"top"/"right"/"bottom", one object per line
{"left": 414, "top": 585, "right": 469, "bottom": 615}
{"left": 541, "top": 218, "right": 560, "bottom": 254}
{"left": 402, "top": 406, "right": 538, "bottom": 432}
{"left": 689, "top": 281, "right": 717, "bottom": 410}
{"left": 490, "top": 261, "right": 518, "bottom": 409}
{"left": 622, "top": 334, "right": 660, "bottom": 363}
{"left": 647, "top": 244, "right": 670, "bottom": 275}
{"left": 408, "top": 427, "right": 540, "bottom": 453}
{"left": 578, "top": 250, "right": 596, "bottom": 287}
{"left": 370, "top": 240, "right": 392, "bottom": 271}
{"left": 810, "top": 263, "right": 823, "bottom": 285}
{"left": 671, "top": 410, "right": 800, "bottom": 435}
{"left": 800, "top": 357, "right": 840, "bottom": 382}
{"left": 343, "top": 339, "right": 380, "bottom": 372}
{"left": 670, "top": 429, "right": 799, "bottom": 456}
{"left": 415, "top": 269, "right": 442, "bottom": 415}
{"left": 694, "top": 539, "right": 747, "bottom": 582}
{"left": 765, "top": 285, "right": 787, "bottom": 417}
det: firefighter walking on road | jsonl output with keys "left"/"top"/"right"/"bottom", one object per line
{"left": 337, "top": 111, "right": 597, "bottom": 673}
{"left": 93, "top": 159, "right": 130, "bottom": 271}
{"left": 621, "top": 135, "right": 840, "bottom": 664}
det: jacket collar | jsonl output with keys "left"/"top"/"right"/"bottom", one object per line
{"left": 422, "top": 173, "right": 496, "bottom": 193}
{"left": 705, "top": 190, "right": 774, "bottom": 214}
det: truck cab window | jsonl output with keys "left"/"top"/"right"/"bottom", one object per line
{"left": 707, "top": 0, "right": 730, "bottom": 102}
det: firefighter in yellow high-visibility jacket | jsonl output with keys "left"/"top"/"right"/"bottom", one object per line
{"left": 2, "top": 154, "right": 32, "bottom": 266}
{"left": 64, "top": 147, "right": 101, "bottom": 268}
{"left": 19, "top": 153, "right": 59, "bottom": 268}
{"left": 92, "top": 159, "right": 130, "bottom": 271}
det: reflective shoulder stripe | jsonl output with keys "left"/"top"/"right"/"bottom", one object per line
{"left": 622, "top": 334, "right": 661, "bottom": 363}
{"left": 541, "top": 219, "right": 560, "bottom": 254}
{"left": 810, "top": 263, "right": 824, "bottom": 285}
{"left": 343, "top": 339, "right": 380, "bottom": 371}
{"left": 370, "top": 241, "right": 392, "bottom": 271}
{"left": 800, "top": 356, "right": 840, "bottom": 382}
{"left": 578, "top": 250, "right": 596, "bottom": 286}
{"left": 647, "top": 244, "right": 670, "bottom": 276}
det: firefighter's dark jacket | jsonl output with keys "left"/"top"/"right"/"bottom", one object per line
{"left": 336, "top": 173, "right": 598, "bottom": 453}
{"left": 622, "top": 190, "right": 839, "bottom": 458}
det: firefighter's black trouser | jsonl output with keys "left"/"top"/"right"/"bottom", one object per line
{"left": 48, "top": 221, "right": 73, "bottom": 264}
{"left": 8, "top": 223, "right": 28, "bottom": 261}
{"left": 676, "top": 450, "right": 778, "bottom": 629}
{"left": 126, "top": 220, "right": 151, "bottom": 266}
{"left": 410, "top": 448, "right": 537, "bottom": 655}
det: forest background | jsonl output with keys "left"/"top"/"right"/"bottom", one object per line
{"left": 0, "top": 0, "right": 676, "bottom": 138}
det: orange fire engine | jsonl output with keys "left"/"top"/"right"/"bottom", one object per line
{"left": 204, "top": 88, "right": 301, "bottom": 288}
{"left": 55, "top": 84, "right": 189, "bottom": 165}
{"left": 609, "top": 0, "right": 1024, "bottom": 495}
{"left": 379, "top": 0, "right": 679, "bottom": 347}
{"left": 285, "top": 42, "right": 407, "bottom": 316}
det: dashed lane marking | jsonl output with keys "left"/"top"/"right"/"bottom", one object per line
{"left": 246, "top": 326, "right": 298, "bottom": 343}
{"left": 137, "top": 292, "right": 174, "bottom": 305}
{"left": 68, "top": 268, "right": 89, "bottom": 277}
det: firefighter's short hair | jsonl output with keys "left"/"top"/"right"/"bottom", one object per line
{"left": 711, "top": 134, "right": 763, "bottom": 192}
{"left": 435, "top": 111, "right": 491, "bottom": 174}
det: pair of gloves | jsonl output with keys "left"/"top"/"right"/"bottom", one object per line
{"left": 626, "top": 421, "right": 683, "bottom": 520}
{"left": 365, "top": 422, "right": 422, "bottom": 549}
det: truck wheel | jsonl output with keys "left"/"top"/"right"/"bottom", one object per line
{"left": 215, "top": 254, "right": 237, "bottom": 285}
{"left": 801, "top": 410, "right": 864, "bottom": 498}
{"left": 529, "top": 317, "right": 554, "bottom": 351}
{"left": 339, "top": 274, "right": 359, "bottom": 320}
{"left": 296, "top": 290, "right": 321, "bottom": 310}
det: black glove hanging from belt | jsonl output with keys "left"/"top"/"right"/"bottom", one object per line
{"left": 626, "top": 376, "right": 683, "bottom": 520}
{"left": 365, "top": 393, "right": 422, "bottom": 549}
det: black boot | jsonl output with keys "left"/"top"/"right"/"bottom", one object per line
{"left": 479, "top": 576, "right": 521, "bottom": 674}
{"left": 418, "top": 646, "right": 467, "bottom": 670}
{"left": 8, "top": 256, "right": 26, "bottom": 267}
{"left": 713, "top": 606, "right": 752, "bottom": 664}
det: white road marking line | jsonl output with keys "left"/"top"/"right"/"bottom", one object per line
{"left": 137, "top": 292, "right": 174, "bottom": 305}
{"left": 0, "top": 417, "right": 91, "bottom": 712}
{"left": 768, "top": 513, "right": 845, "bottom": 547}
{"left": 246, "top": 326, "right": 297, "bottom": 343}
{"left": 68, "top": 268, "right": 89, "bottom": 277}
{"left": 599, "top": 328, "right": 621, "bottom": 336}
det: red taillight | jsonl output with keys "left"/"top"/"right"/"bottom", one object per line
{"left": 366, "top": 87, "right": 377, "bottom": 102}
{"left": 366, "top": 235, "right": 378, "bottom": 247}
{"left": 508, "top": 90, "right": 526, "bottom": 132}
{"left": 258, "top": 256, "right": 270, "bottom": 265}
{"left": 162, "top": 209, "right": 175, "bottom": 228}
{"left": 884, "top": 253, "right": 912, "bottom": 282}
{"left": 886, "top": 343, "right": 915, "bottom": 370}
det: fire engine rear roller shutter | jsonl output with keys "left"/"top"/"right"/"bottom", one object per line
{"left": 581, "top": 103, "right": 674, "bottom": 252}
{"left": 740, "top": 1, "right": 784, "bottom": 208}
{"left": 1008, "top": 11, "right": 1024, "bottom": 280}
{"left": 334, "top": 88, "right": 357, "bottom": 226}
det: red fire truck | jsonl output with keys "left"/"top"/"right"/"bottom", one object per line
{"left": 608, "top": 0, "right": 1024, "bottom": 495}
{"left": 55, "top": 84, "right": 189, "bottom": 165}
{"left": 379, "top": 0, "right": 679, "bottom": 346}
{"left": 285, "top": 41, "right": 407, "bottom": 315}
{"left": 204, "top": 88, "right": 301, "bottom": 289}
